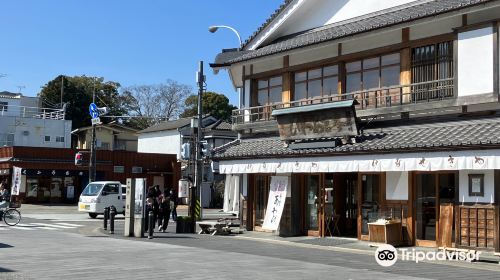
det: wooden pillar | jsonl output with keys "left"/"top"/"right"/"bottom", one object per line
{"left": 494, "top": 171, "right": 500, "bottom": 252}
{"left": 338, "top": 43, "right": 344, "bottom": 97}
{"left": 400, "top": 28, "right": 411, "bottom": 104}
{"left": 282, "top": 56, "right": 291, "bottom": 106}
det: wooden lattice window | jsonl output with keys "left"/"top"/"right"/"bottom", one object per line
{"left": 458, "top": 206, "right": 496, "bottom": 249}
{"left": 411, "top": 41, "right": 454, "bottom": 100}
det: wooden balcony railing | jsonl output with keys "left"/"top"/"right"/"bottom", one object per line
{"left": 232, "top": 78, "right": 454, "bottom": 125}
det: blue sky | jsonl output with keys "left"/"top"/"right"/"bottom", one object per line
{"left": 0, "top": 0, "right": 283, "bottom": 106}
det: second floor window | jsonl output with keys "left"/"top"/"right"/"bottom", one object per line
{"left": 294, "top": 65, "right": 339, "bottom": 102}
{"left": 345, "top": 53, "right": 400, "bottom": 95}
{"left": 411, "top": 41, "right": 453, "bottom": 100}
{"left": 257, "top": 76, "right": 282, "bottom": 106}
{"left": 0, "top": 102, "right": 7, "bottom": 112}
{"left": 56, "top": 136, "right": 65, "bottom": 143}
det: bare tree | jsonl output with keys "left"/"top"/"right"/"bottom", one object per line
{"left": 121, "top": 79, "right": 192, "bottom": 129}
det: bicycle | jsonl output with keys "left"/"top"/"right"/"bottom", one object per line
{"left": 0, "top": 203, "right": 22, "bottom": 226}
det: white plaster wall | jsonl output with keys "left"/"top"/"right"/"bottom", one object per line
{"left": 242, "top": 174, "right": 248, "bottom": 197}
{"left": 0, "top": 116, "right": 71, "bottom": 148}
{"left": 20, "top": 96, "right": 39, "bottom": 108}
{"left": 409, "top": 16, "right": 462, "bottom": 40}
{"left": 467, "top": 6, "right": 500, "bottom": 25}
{"left": 325, "top": 0, "right": 415, "bottom": 25}
{"left": 243, "top": 79, "right": 251, "bottom": 108}
{"left": 138, "top": 130, "right": 181, "bottom": 159}
{"left": 0, "top": 97, "right": 21, "bottom": 117}
{"left": 342, "top": 29, "right": 402, "bottom": 55}
{"left": 459, "top": 169, "right": 495, "bottom": 203}
{"left": 252, "top": 56, "right": 283, "bottom": 74}
{"left": 458, "top": 27, "right": 494, "bottom": 97}
{"left": 386, "top": 171, "right": 409, "bottom": 200}
{"left": 289, "top": 43, "right": 338, "bottom": 66}
{"left": 251, "top": 0, "right": 415, "bottom": 50}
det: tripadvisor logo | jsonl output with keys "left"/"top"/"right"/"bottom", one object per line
{"left": 375, "top": 245, "right": 482, "bottom": 267}
{"left": 375, "top": 244, "right": 398, "bottom": 267}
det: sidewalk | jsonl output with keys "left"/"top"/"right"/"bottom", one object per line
{"left": 98, "top": 219, "right": 500, "bottom": 266}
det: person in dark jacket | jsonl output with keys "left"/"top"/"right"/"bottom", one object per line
{"left": 158, "top": 195, "right": 172, "bottom": 232}
{"left": 0, "top": 183, "right": 10, "bottom": 209}
{"left": 147, "top": 186, "right": 161, "bottom": 226}
{"left": 169, "top": 188, "right": 178, "bottom": 221}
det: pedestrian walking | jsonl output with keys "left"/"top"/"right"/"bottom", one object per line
{"left": 0, "top": 183, "right": 10, "bottom": 209}
{"left": 169, "top": 187, "right": 178, "bottom": 221}
{"left": 158, "top": 195, "right": 172, "bottom": 232}
{"left": 144, "top": 197, "right": 154, "bottom": 231}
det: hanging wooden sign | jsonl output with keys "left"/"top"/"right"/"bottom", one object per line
{"left": 272, "top": 100, "right": 358, "bottom": 141}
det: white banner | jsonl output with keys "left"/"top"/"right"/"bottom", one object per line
{"left": 218, "top": 149, "right": 500, "bottom": 174}
{"left": 11, "top": 166, "right": 22, "bottom": 196}
{"left": 262, "top": 176, "right": 288, "bottom": 231}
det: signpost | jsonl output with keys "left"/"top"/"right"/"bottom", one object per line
{"left": 88, "top": 102, "right": 99, "bottom": 182}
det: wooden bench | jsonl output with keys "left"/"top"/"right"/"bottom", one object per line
{"left": 197, "top": 221, "right": 231, "bottom": 236}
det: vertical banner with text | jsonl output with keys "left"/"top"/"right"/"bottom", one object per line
{"left": 262, "top": 176, "right": 288, "bottom": 231}
{"left": 11, "top": 166, "right": 22, "bottom": 196}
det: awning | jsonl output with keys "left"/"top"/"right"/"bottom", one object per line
{"left": 218, "top": 149, "right": 500, "bottom": 174}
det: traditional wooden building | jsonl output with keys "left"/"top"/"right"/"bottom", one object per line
{"left": 0, "top": 146, "right": 180, "bottom": 203}
{"left": 211, "top": 0, "right": 500, "bottom": 252}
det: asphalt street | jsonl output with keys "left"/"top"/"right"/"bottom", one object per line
{"left": 1, "top": 205, "right": 500, "bottom": 280}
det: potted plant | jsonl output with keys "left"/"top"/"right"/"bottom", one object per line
{"left": 176, "top": 216, "right": 195, "bottom": 233}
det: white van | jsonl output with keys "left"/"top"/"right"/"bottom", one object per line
{"left": 78, "top": 181, "right": 126, "bottom": 218}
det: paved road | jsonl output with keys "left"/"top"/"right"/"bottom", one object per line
{"left": 1, "top": 207, "right": 499, "bottom": 279}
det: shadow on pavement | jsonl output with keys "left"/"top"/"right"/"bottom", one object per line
{"left": 0, "top": 243, "right": 14, "bottom": 249}
{"left": 0, "top": 267, "right": 15, "bottom": 272}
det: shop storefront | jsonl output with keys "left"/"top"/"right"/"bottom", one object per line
{"left": 0, "top": 146, "right": 180, "bottom": 204}
{"left": 217, "top": 145, "right": 500, "bottom": 252}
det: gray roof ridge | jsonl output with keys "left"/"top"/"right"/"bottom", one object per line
{"left": 213, "top": 138, "right": 241, "bottom": 153}
{"left": 367, "top": 116, "right": 500, "bottom": 133}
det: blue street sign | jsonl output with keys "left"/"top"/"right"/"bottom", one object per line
{"left": 89, "top": 103, "right": 99, "bottom": 118}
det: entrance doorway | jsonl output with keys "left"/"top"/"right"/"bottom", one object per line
{"left": 304, "top": 175, "right": 320, "bottom": 235}
{"left": 359, "top": 174, "right": 381, "bottom": 239}
{"left": 324, "top": 173, "right": 358, "bottom": 237}
{"left": 415, "top": 173, "right": 457, "bottom": 247}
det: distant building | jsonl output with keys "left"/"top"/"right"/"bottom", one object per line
{"left": 0, "top": 91, "right": 71, "bottom": 148}
{"left": 71, "top": 123, "right": 139, "bottom": 152}
{"left": 138, "top": 116, "right": 237, "bottom": 206}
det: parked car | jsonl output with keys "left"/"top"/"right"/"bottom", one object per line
{"left": 78, "top": 181, "right": 126, "bottom": 218}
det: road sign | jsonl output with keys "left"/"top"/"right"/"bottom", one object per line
{"left": 91, "top": 117, "right": 101, "bottom": 125}
{"left": 89, "top": 103, "right": 99, "bottom": 118}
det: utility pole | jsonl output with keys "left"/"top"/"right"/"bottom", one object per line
{"left": 89, "top": 83, "right": 97, "bottom": 183}
{"left": 60, "top": 76, "right": 64, "bottom": 108}
{"left": 190, "top": 61, "right": 204, "bottom": 229}
{"left": 197, "top": 61, "right": 204, "bottom": 221}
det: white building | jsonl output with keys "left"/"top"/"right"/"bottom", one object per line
{"left": 0, "top": 91, "right": 71, "bottom": 148}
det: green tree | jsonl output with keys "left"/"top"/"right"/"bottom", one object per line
{"left": 180, "top": 91, "right": 236, "bottom": 121}
{"left": 38, "top": 75, "right": 125, "bottom": 129}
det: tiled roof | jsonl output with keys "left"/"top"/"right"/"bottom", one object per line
{"left": 217, "top": 0, "right": 494, "bottom": 65}
{"left": 213, "top": 117, "right": 500, "bottom": 159}
{"left": 138, "top": 118, "right": 193, "bottom": 133}
{"left": 207, "top": 120, "right": 233, "bottom": 131}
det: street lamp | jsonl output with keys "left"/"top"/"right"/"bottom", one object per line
{"left": 208, "top": 25, "right": 243, "bottom": 50}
